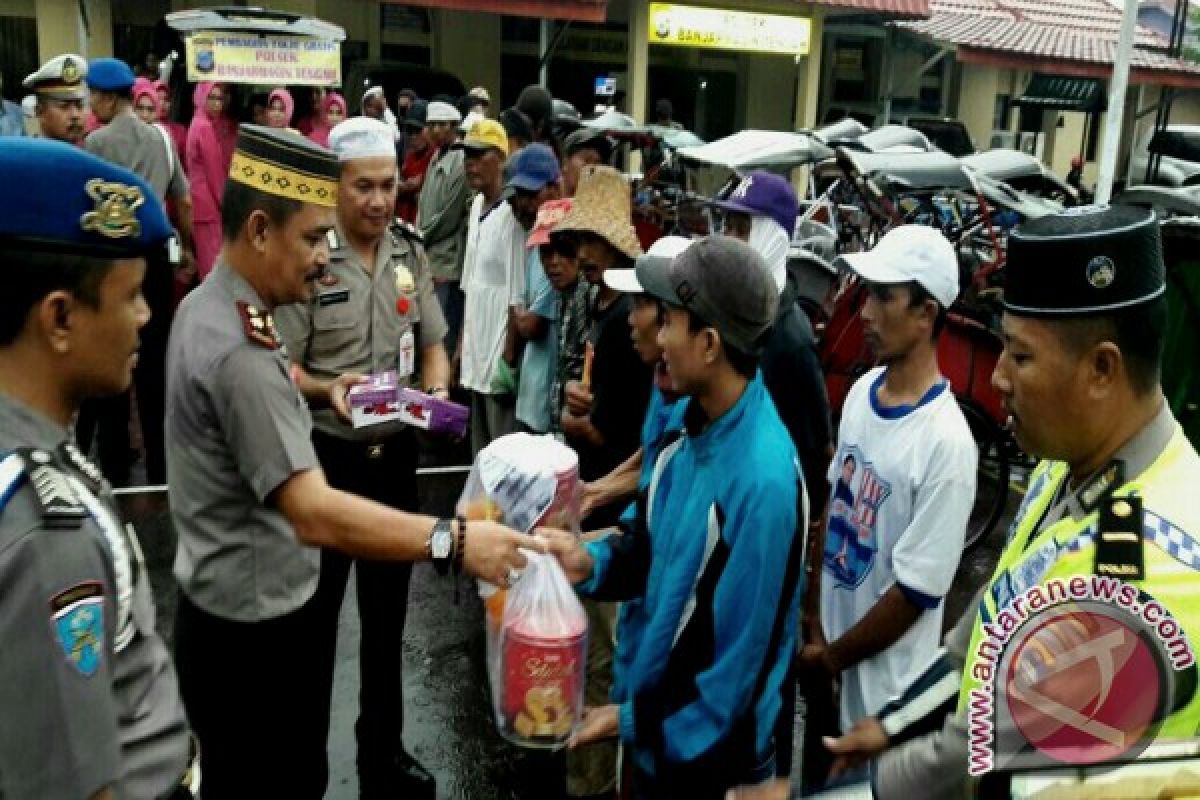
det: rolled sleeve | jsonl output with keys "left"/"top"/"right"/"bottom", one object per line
{"left": 0, "top": 532, "right": 120, "bottom": 800}
{"left": 213, "top": 348, "right": 318, "bottom": 503}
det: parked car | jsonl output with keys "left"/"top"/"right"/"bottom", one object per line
{"left": 1129, "top": 125, "right": 1200, "bottom": 187}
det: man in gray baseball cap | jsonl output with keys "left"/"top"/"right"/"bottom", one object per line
{"left": 636, "top": 233, "right": 779, "bottom": 364}
{"left": 547, "top": 234, "right": 806, "bottom": 798}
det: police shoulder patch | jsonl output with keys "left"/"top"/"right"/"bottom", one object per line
{"left": 50, "top": 581, "right": 105, "bottom": 677}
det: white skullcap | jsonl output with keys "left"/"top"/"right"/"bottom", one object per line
{"left": 426, "top": 101, "right": 462, "bottom": 124}
{"left": 328, "top": 117, "right": 397, "bottom": 162}
{"left": 363, "top": 86, "right": 384, "bottom": 102}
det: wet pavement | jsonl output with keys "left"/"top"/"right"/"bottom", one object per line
{"left": 120, "top": 461, "right": 1018, "bottom": 800}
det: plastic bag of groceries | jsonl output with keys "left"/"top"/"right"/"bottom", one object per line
{"left": 456, "top": 433, "right": 587, "bottom": 747}
{"left": 493, "top": 552, "right": 588, "bottom": 747}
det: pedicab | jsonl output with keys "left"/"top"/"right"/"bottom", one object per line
{"left": 962, "top": 149, "right": 1081, "bottom": 207}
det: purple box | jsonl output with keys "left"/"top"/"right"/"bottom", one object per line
{"left": 347, "top": 372, "right": 468, "bottom": 437}
{"left": 347, "top": 371, "right": 402, "bottom": 428}
{"left": 396, "top": 388, "right": 469, "bottom": 438}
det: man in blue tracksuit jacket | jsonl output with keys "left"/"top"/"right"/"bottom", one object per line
{"left": 549, "top": 236, "right": 807, "bottom": 799}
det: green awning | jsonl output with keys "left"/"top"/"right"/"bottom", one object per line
{"left": 1014, "top": 74, "right": 1107, "bottom": 113}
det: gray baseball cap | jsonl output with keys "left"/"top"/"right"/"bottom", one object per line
{"left": 636, "top": 235, "right": 778, "bottom": 353}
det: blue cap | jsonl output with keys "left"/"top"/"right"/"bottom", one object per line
{"left": 85, "top": 57, "right": 135, "bottom": 92}
{"left": 506, "top": 143, "right": 561, "bottom": 192}
{"left": 710, "top": 171, "right": 799, "bottom": 238}
{"left": 0, "top": 138, "right": 172, "bottom": 258}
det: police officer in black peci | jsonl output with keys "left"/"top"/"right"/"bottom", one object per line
{"left": 164, "top": 124, "right": 538, "bottom": 799}
{"left": 274, "top": 116, "right": 448, "bottom": 798}
{"left": 0, "top": 139, "right": 196, "bottom": 799}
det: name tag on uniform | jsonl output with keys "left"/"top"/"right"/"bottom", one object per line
{"left": 318, "top": 289, "right": 350, "bottom": 307}
{"left": 397, "top": 331, "right": 415, "bottom": 378}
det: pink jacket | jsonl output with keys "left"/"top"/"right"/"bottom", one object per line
{"left": 186, "top": 82, "right": 236, "bottom": 223}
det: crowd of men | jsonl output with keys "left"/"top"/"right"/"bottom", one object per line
{"left": 2, "top": 48, "right": 1200, "bottom": 800}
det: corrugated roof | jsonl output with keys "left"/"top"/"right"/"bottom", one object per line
{"left": 811, "top": 0, "right": 931, "bottom": 18}
{"left": 895, "top": 0, "right": 1200, "bottom": 82}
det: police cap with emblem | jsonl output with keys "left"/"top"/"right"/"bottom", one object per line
{"left": 1004, "top": 205, "right": 1166, "bottom": 316}
{"left": 0, "top": 138, "right": 172, "bottom": 258}
{"left": 229, "top": 123, "right": 340, "bottom": 208}
{"left": 23, "top": 53, "right": 88, "bottom": 100}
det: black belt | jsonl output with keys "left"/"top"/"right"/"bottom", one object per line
{"left": 313, "top": 429, "right": 412, "bottom": 460}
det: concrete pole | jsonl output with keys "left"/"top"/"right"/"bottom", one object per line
{"left": 628, "top": 0, "right": 649, "bottom": 124}
{"left": 1096, "top": 0, "right": 1139, "bottom": 205}
{"left": 539, "top": 19, "right": 551, "bottom": 87}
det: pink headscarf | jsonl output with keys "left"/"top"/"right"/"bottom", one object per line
{"left": 307, "top": 92, "right": 346, "bottom": 149}
{"left": 186, "top": 82, "right": 237, "bottom": 223}
{"left": 132, "top": 80, "right": 160, "bottom": 119}
{"left": 267, "top": 88, "right": 294, "bottom": 129}
{"left": 151, "top": 79, "right": 188, "bottom": 163}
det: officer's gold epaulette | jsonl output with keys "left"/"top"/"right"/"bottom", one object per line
{"left": 390, "top": 218, "right": 424, "bottom": 245}
{"left": 237, "top": 301, "right": 280, "bottom": 350}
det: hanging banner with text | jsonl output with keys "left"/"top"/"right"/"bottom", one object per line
{"left": 648, "top": 3, "right": 811, "bottom": 56}
{"left": 186, "top": 32, "right": 341, "bottom": 86}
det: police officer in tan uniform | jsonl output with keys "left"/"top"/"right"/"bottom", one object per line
{"left": 275, "top": 116, "right": 447, "bottom": 798}
{"left": 165, "top": 124, "right": 535, "bottom": 800}
{"left": 0, "top": 139, "right": 194, "bottom": 799}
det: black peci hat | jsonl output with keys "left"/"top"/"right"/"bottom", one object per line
{"left": 1004, "top": 205, "right": 1166, "bottom": 316}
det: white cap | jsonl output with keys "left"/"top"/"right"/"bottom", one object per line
{"left": 835, "top": 225, "right": 960, "bottom": 308}
{"left": 328, "top": 117, "right": 396, "bottom": 162}
{"left": 459, "top": 110, "right": 484, "bottom": 134}
{"left": 426, "top": 101, "right": 462, "bottom": 124}
{"left": 605, "top": 235, "right": 693, "bottom": 294}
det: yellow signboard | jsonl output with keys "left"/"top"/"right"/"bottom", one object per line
{"left": 186, "top": 32, "right": 341, "bottom": 87}
{"left": 649, "top": 3, "right": 811, "bottom": 56}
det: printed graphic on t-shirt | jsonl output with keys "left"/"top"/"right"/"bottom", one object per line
{"left": 824, "top": 445, "right": 892, "bottom": 589}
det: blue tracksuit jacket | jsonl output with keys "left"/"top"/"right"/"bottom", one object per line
{"left": 581, "top": 374, "right": 804, "bottom": 783}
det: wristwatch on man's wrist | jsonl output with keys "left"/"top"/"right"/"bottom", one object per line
{"left": 429, "top": 518, "right": 454, "bottom": 576}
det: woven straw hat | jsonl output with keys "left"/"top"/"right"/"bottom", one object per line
{"left": 552, "top": 165, "right": 642, "bottom": 260}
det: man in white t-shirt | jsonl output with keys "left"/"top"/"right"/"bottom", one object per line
{"left": 802, "top": 225, "right": 978, "bottom": 737}
{"left": 460, "top": 141, "right": 561, "bottom": 453}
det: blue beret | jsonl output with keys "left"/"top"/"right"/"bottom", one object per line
{"left": 0, "top": 139, "right": 172, "bottom": 258}
{"left": 86, "top": 57, "right": 135, "bottom": 92}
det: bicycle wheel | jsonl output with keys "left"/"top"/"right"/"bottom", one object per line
{"left": 960, "top": 399, "right": 1010, "bottom": 554}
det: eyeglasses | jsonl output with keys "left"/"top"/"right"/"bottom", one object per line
{"left": 135, "top": 104, "right": 156, "bottom": 113}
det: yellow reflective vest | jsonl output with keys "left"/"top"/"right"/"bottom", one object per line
{"left": 959, "top": 426, "right": 1200, "bottom": 746}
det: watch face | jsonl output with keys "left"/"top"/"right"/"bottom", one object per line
{"left": 432, "top": 530, "right": 452, "bottom": 559}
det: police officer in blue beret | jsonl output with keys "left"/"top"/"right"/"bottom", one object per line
{"left": 0, "top": 139, "right": 196, "bottom": 798}
{"left": 80, "top": 56, "right": 194, "bottom": 488}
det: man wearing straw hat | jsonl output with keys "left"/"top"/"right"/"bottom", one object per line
{"left": 165, "top": 125, "right": 537, "bottom": 799}
{"left": 551, "top": 164, "right": 654, "bottom": 799}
